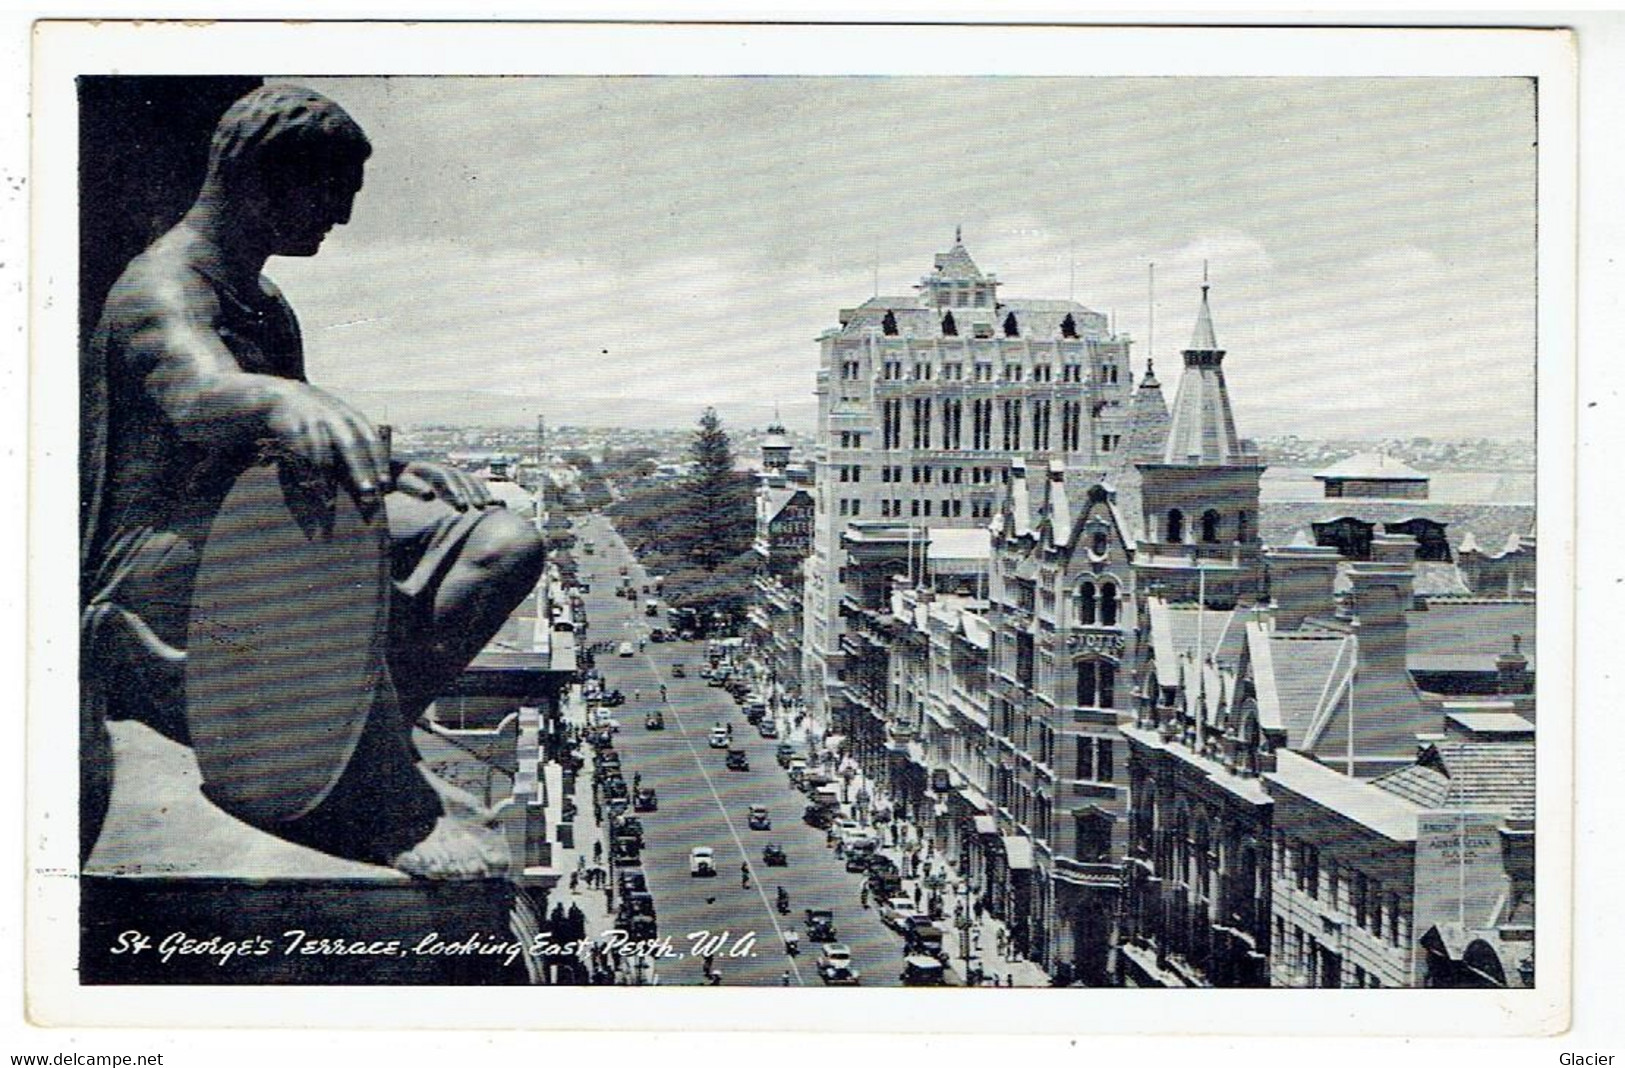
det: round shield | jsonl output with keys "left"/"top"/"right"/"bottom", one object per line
{"left": 185, "top": 461, "right": 390, "bottom": 824}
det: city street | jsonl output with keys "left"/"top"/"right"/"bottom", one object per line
{"left": 572, "top": 513, "right": 912, "bottom": 987}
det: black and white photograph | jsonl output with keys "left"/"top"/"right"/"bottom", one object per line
{"left": 20, "top": 16, "right": 1594, "bottom": 1051}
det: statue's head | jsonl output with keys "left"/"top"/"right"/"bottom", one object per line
{"left": 203, "top": 84, "right": 373, "bottom": 257}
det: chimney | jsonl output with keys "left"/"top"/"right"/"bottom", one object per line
{"left": 1264, "top": 544, "right": 1342, "bottom": 632}
{"left": 1496, "top": 634, "right": 1531, "bottom": 695}
{"left": 1342, "top": 560, "right": 1430, "bottom": 764}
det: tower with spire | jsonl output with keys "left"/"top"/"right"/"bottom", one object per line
{"left": 1130, "top": 272, "right": 1266, "bottom": 608}
{"left": 760, "top": 406, "right": 792, "bottom": 479}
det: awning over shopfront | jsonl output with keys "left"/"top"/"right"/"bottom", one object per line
{"left": 974, "top": 814, "right": 998, "bottom": 836}
{"left": 1001, "top": 835, "right": 1034, "bottom": 869}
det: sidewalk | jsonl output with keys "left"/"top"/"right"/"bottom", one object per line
{"left": 547, "top": 685, "right": 661, "bottom": 984}
{"left": 838, "top": 761, "right": 1052, "bottom": 988}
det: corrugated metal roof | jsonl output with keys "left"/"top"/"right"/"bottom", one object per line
{"left": 1406, "top": 599, "right": 1536, "bottom": 673}
{"left": 1267, "top": 632, "right": 1356, "bottom": 748}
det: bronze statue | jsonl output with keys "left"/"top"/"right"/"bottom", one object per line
{"left": 81, "top": 85, "right": 545, "bottom": 878}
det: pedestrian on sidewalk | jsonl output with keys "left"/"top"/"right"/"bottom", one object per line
{"left": 593, "top": 841, "right": 603, "bottom": 864}
{"left": 913, "top": 884, "right": 922, "bottom": 908}
{"left": 569, "top": 871, "right": 579, "bottom": 893}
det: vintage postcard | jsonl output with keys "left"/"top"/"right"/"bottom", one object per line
{"left": 26, "top": 20, "right": 1575, "bottom": 1037}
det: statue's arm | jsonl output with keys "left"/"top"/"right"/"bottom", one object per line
{"left": 114, "top": 267, "right": 389, "bottom": 502}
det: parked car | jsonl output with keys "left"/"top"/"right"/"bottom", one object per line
{"left": 817, "top": 943, "right": 861, "bottom": 986}
{"left": 617, "top": 870, "right": 647, "bottom": 895}
{"left": 879, "top": 897, "right": 918, "bottom": 931}
{"left": 775, "top": 742, "right": 796, "bottom": 768}
{"left": 689, "top": 847, "right": 716, "bottom": 877}
{"left": 905, "top": 923, "right": 947, "bottom": 962}
{"left": 844, "top": 839, "right": 877, "bottom": 873}
{"left": 802, "top": 804, "right": 836, "bottom": 830}
{"left": 757, "top": 720, "right": 779, "bottom": 739}
{"left": 901, "top": 955, "right": 947, "bottom": 986}
{"left": 747, "top": 805, "right": 771, "bottom": 831}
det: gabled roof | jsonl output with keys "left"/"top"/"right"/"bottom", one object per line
{"left": 1147, "top": 599, "right": 1247, "bottom": 673}
{"left": 1315, "top": 452, "right": 1429, "bottom": 482}
{"left": 933, "top": 241, "right": 985, "bottom": 281}
{"left": 1269, "top": 631, "right": 1357, "bottom": 750}
{"left": 1372, "top": 740, "right": 1535, "bottom": 821}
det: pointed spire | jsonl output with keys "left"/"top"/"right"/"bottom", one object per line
{"left": 1189, "top": 267, "right": 1220, "bottom": 353}
{"left": 1141, "top": 357, "right": 1159, "bottom": 388}
{"left": 955, "top": 223, "right": 963, "bottom": 245}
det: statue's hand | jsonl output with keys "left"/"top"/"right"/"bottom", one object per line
{"left": 396, "top": 460, "right": 494, "bottom": 512}
{"left": 261, "top": 382, "right": 389, "bottom": 518}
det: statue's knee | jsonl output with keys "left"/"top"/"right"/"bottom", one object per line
{"left": 477, "top": 511, "right": 546, "bottom": 581}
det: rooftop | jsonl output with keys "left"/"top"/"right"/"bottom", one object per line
{"left": 1268, "top": 751, "right": 1421, "bottom": 842}
{"left": 1406, "top": 598, "right": 1536, "bottom": 673}
{"left": 1315, "top": 452, "right": 1430, "bottom": 483}
{"left": 1372, "top": 739, "right": 1535, "bottom": 821}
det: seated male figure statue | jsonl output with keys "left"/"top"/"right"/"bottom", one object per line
{"left": 81, "top": 85, "right": 546, "bottom": 878}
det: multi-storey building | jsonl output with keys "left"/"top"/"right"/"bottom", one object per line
{"left": 986, "top": 458, "right": 1147, "bottom": 984}
{"left": 803, "top": 233, "right": 1136, "bottom": 734}
{"left": 747, "top": 419, "right": 813, "bottom": 713}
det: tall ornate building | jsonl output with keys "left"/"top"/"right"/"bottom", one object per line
{"left": 747, "top": 417, "right": 813, "bottom": 714}
{"left": 803, "top": 233, "right": 1136, "bottom": 734}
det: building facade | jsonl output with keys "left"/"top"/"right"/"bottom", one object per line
{"left": 803, "top": 234, "right": 1136, "bottom": 734}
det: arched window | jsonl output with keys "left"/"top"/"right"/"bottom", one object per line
{"left": 1166, "top": 509, "right": 1185, "bottom": 543}
{"left": 1092, "top": 530, "right": 1109, "bottom": 557}
{"left": 1202, "top": 509, "right": 1222, "bottom": 543}
{"left": 1003, "top": 312, "right": 1020, "bottom": 337}
{"left": 1077, "top": 582, "right": 1097, "bottom": 625}
{"left": 882, "top": 310, "right": 899, "bottom": 336}
{"left": 1236, "top": 510, "right": 1251, "bottom": 544}
{"left": 1076, "top": 659, "right": 1117, "bottom": 708}
{"left": 1100, "top": 581, "right": 1119, "bottom": 626}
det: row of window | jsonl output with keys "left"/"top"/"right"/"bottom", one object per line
{"left": 838, "top": 354, "right": 1118, "bottom": 383}
{"left": 1275, "top": 834, "right": 1407, "bottom": 946}
{"left": 1163, "top": 508, "right": 1253, "bottom": 544}
{"left": 1273, "top": 920, "right": 1384, "bottom": 988}
{"left": 874, "top": 498, "right": 987, "bottom": 519}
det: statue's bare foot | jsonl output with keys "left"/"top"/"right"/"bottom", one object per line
{"left": 389, "top": 814, "right": 511, "bottom": 880}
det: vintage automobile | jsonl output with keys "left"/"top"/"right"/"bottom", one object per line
{"left": 804, "top": 909, "right": 837, "bottom": 943}
{"left": 610, "top": 834, "right": 641, "bottom": 865}
{"left": 756, "top": 720, "right": 779, "bottom": 739}
{"left": 802, "top": 804, "right": 836, "bottom": 831}
{"left": 726, "top": 747, "right": 749, "bottom": 772}
{"left": 747, "top": 805, "right": 771, "bottom": 831}
{"left": 762, "top": 842, "right": 787, "bottom": 867}
{"left": 879, "top": 897, "right": 919, "bottom": 932}
{"left": 617, "top": 870, "right": 648, "bottom": 895}
{"left": 901, "top": 955, "right": 947, "bottom": 986}
{"left": 644, "top": 710, "right": 665, "bottom": 730}
{"left": 844, "top": 839, "right": 878, "bottom": 873}
{"left": 689, "top": 847, "right": 716, "bottom": 877}
{"left": 817, "top": 943, "right": 861, "bottom": 986}
{"left": 671, "top": 663, "right": 686, "bottom": 678}
{"left": 905, "top": 923, "right": 947, "bottom": 962}
{"left": 634, "top": 787, "right": 659, "bottom": 812}
{"left": 775, "top": 742, "right": 796, "bottom": 768}
{"left": 709, "top": 727, "right": 731, "bottom": 749}
{"left": 866, "top": 860, "right": 903, "bottom": 900}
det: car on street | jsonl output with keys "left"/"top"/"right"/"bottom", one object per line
{"left": 804, "top": 909, "right": 838, "bottom": 943}
{"left": 757, "top": 720, "right": 779, "bottom": 738}
{"left": 617, "top": 870, "right": 647, "bottom": 894}
{"left": 763, "top": 842, "right": 787, "bottom": 866}
{"left": 844, "top": 839, "right": 877, "bottom": 873}
{"left": 709, "top": 727, "right": 730, "bottom": 749}
{"left": 786, "top": 757, "right": 808, "bottom": 782}
{"left": 644, "top": 711, "right": 665, "bottom": 730}
{"left": 817, "top": 943, "right": 861, "bottom": 986}
{"left": 901, "top": 955, "right": 947, "bottom": 986}
{"left": 671, "top": 663, "right": 686, "bottom": 678}
{"left": 905, "top": 923, "right": 947, "bottom": 961}
{"left": 689, "top": 847, "right": 716, "bottom": 877}
{"left": 726, "top": 747, "right": 749, "bottom": 771}
{"left": 634, "top": 787, "right": 658, "bottom": 812}
{"left": 618, "top": 641, "right": 634, "bottom": 657}
{"left": 879, "top": 897, "right": 917, "bottom": 931}
{"left": 832, "top": 819, "right": 862, "bottom": 843}
{"left": 775, "top": 743, "right": 796, "bottom": 768}
{"left": 747, "top": 805, "right": 771, "bottom": 831}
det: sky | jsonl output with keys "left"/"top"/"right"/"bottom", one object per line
{"left": 269, "top": 76, "right": 1537, "bottom": 441}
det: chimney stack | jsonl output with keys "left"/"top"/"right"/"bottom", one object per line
{"left": 1264, "top": 544, "right": 1342, "bottom": 632}
{"left": 1341, "top": 560, "right": 1429, "bottom": 765}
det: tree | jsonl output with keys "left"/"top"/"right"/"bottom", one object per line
{"left": 686, "top": 408, "right": 753, "bottom": 571}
